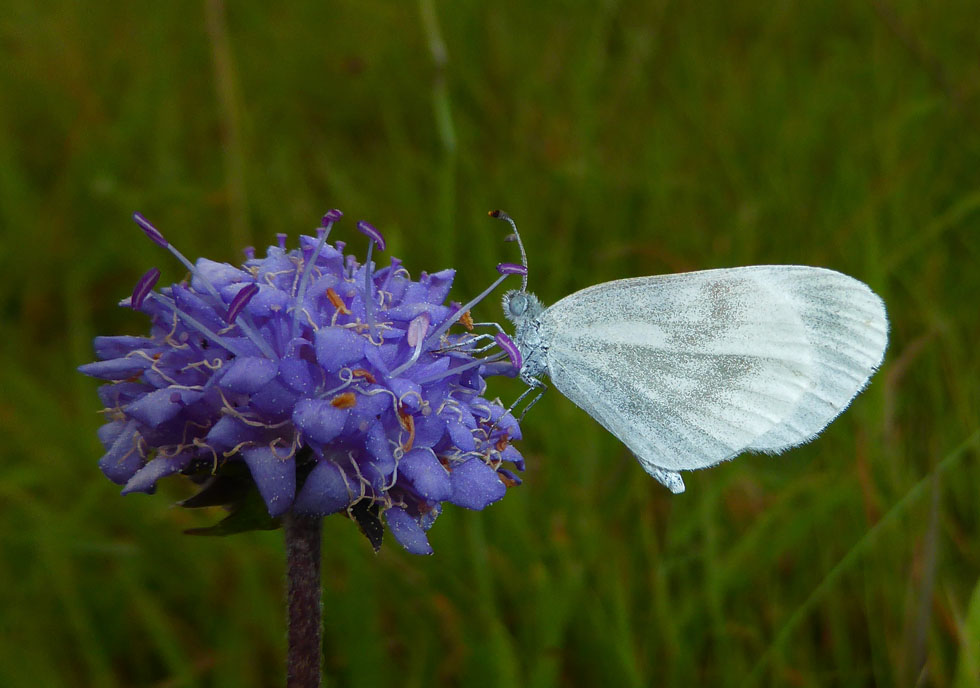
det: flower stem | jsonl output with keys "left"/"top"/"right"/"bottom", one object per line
{"left": 285, "top": 513, "right": 323, "bottom": 688}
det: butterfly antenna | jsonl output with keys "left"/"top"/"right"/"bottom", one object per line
{"left": 489, "top": 210, "right": 528, "bottom": 291}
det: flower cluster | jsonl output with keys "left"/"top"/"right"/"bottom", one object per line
{"left": 79, "top": 211, "right": 526, "bottom": 554}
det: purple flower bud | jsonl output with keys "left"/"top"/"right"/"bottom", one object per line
{"left": 132, "top": 212, "right": 169, "bottom": 247}
{"left": 496, "top": 262, "right": 528, "bottom": 276}
{"left": 356, "top": 220, "right": 386, "bottom": 251}
{"left": 131, "top": 268, "right": 160, "bottom": 310}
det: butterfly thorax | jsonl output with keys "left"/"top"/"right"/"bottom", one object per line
{"left": 502, "top": 289, "right": 549, "bottom": 380}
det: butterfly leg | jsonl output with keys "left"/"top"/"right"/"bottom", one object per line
{"left": 491, "top": 375, "right": 547, "bottom": 435}
{"left": 512, "top": 374, "right": 547, "bottom": 422}
{"left": 471, "top": 321, "right": 508, "bottom": 334}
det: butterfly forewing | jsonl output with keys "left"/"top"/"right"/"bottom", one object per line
{"left": 537, "top": 266, "right": 887, "bottom": 477}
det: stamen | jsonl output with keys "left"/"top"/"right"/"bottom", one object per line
{"left": 322, "top": 208, "right": 343, "bottom": 225}
{"left": 276, "top": 233, "right": 287, "bottom": 250}
{"left": 131, "top": 268, "right": 160, "bottom": 310}
{"left": 146, "top": 292, "right": 248, "bottom": 358}
{"left": 389, "top": 312, "right": 431, "bottom": 377}
{"left": 326, "top": 287, "right": 351, "bottom": 315}
{"left": 356, "top": 220, "right": 386, "bottom": 251}
{"left": 226, "top": 283, "right": 259, "bottom": 323}
{"left": 133, "top": 212, "right": 168, "bottom": 247}
{"left": 496, "top": 263, "right": 527, "bottom": 276}
{"left": 243, "top": 246, "right": 256, "bottom": 260}
{"left": 357, "top": 221, "right": 385, "bottom": 338}
{"left": 414, "top": 352, "right": 504, "bottom": 385}
{"left": 494, "top": 333, "right": 523, "bottom": 371}
{"left": 380, "top": 257, "right": 403, "bottom": 293}
{"left": 132, "top": 212, "right": 277, "bottom": 360}
{"left": 422, "top": 272, "right": 513, "bottom": 350}
{"left": 290, "top": 215, "right": 337, "bottom": 338}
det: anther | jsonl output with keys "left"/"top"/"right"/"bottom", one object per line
{"left": 132, "top": 211, "right": 276, "bottom": 359}
{"left": 357, "top": 220, "right": 386, "bottom": 337}
{"left": 330, "top": 392, "right": 357, "bottom": 409}
{"left": 131, "top": 268, "right": 161, "bottom": 310}
{"left": 326, "top": 287, "right": 351, "bottom": 315}
{"left": 226, "top": 283, "right": 259, "bottom": 323}
{"left": 356, "top": 220, "right": 386, "bottom": 251}
{"left": 322, "top": 208, "right": 343, "bottom": 225}
{"left": 494, "top": 333, "right": 523, "bottom": 371}
{"left": 496, "top": 263, "right": 527, "bottom": 276}
{"left": 145, "top": 292, "right": 248, "bottom": 358}
{"left": 133, "top": 213, "right": 169, "bottom": 248}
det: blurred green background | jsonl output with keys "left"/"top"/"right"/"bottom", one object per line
{"left": 2, "top": 1, "right": 979, "bottom": 686}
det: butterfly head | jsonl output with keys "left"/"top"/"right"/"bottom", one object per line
{"left": 502, "top": 289, "right": 544, "bottom": 326}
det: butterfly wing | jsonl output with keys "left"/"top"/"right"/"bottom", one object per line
{"left": 538, "top": 266, "right": 888, "bottom": 492}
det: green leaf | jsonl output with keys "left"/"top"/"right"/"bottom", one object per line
{"left": 184, "top": 487, "right": 281, "bottom": 537}
{"left": 350, "top": 499, "right": 383, "bottom": 552}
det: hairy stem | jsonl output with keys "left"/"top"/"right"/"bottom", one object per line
{"left": 285, "top": 513, "right": 323, "bottom": 688}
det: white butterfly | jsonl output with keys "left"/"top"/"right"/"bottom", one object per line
{"left": 495, "top": 214, "right": 888, "bottom": 494}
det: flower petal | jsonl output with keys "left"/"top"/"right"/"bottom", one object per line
{"left": 449, "top": 458, "right": 506, "bottom": 510}
{"left": 398, "top": 448, "right": 451, "bottom": 501}
{"left": 219, "top": 356, "right": 278, "bottom": 394}
{"left": 78, "top": 357, "right": 152, "bottom": 381}
{"left": 93, "top": 336, "right": 157, "bottom": 360}
{"left": 314, "top": 327, "right": 365, "bottom": 372}
{"left": 446, "top": 419, "right": 476, "bottom": 452}
{"left": 204, "top": 415, "right": 260, "bottom": 452}
{"left": 293, "top": 459, "right": 350, "bottom": 515}
{"left": 125, "top": 388, "right": 205, "bottom": 427}
{"left": 98, "top": 420, "right": 143, "bottom": 484}
{"left": 292, "top": 398, "right": 348, "bottom": 444}
{"left": 278, "top": 358, "right": 317, "bottom": 395}
{"left": 241, "top": 446, "right": 295, "bottom": 517}
{"left": 249, "top": 379, "right": 300, "bottom": 420}
{"left": 121, "top": 453, "right": 192, "bottom": 494}
{"left": 385, "top": 507, "right": 433, "bottom": 555}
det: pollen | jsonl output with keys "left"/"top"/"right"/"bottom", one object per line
{"left": 330, "top": 392, "right": 357, "bottom": 409}
{"left": 326, "top": 287, "right": 351, "bottom": 315}
{"left": 351, "top": 368, "right": 376, "bottom": 384}
{"left": 397, "top": 408, "right": 415, "bottom": 451}
{"left": 459, "top": 310, "right": 474, "bottom": 331}
{"left": 498, "top": 472, "right": 520, "bottom": 488}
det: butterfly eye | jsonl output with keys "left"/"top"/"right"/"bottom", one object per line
{"left": 507, "top": 293, "right": 528, "bottom": 317}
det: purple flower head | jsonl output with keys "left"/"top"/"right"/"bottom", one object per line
{"left": 80, "top": 211, "right": 526, "bottom": 555}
